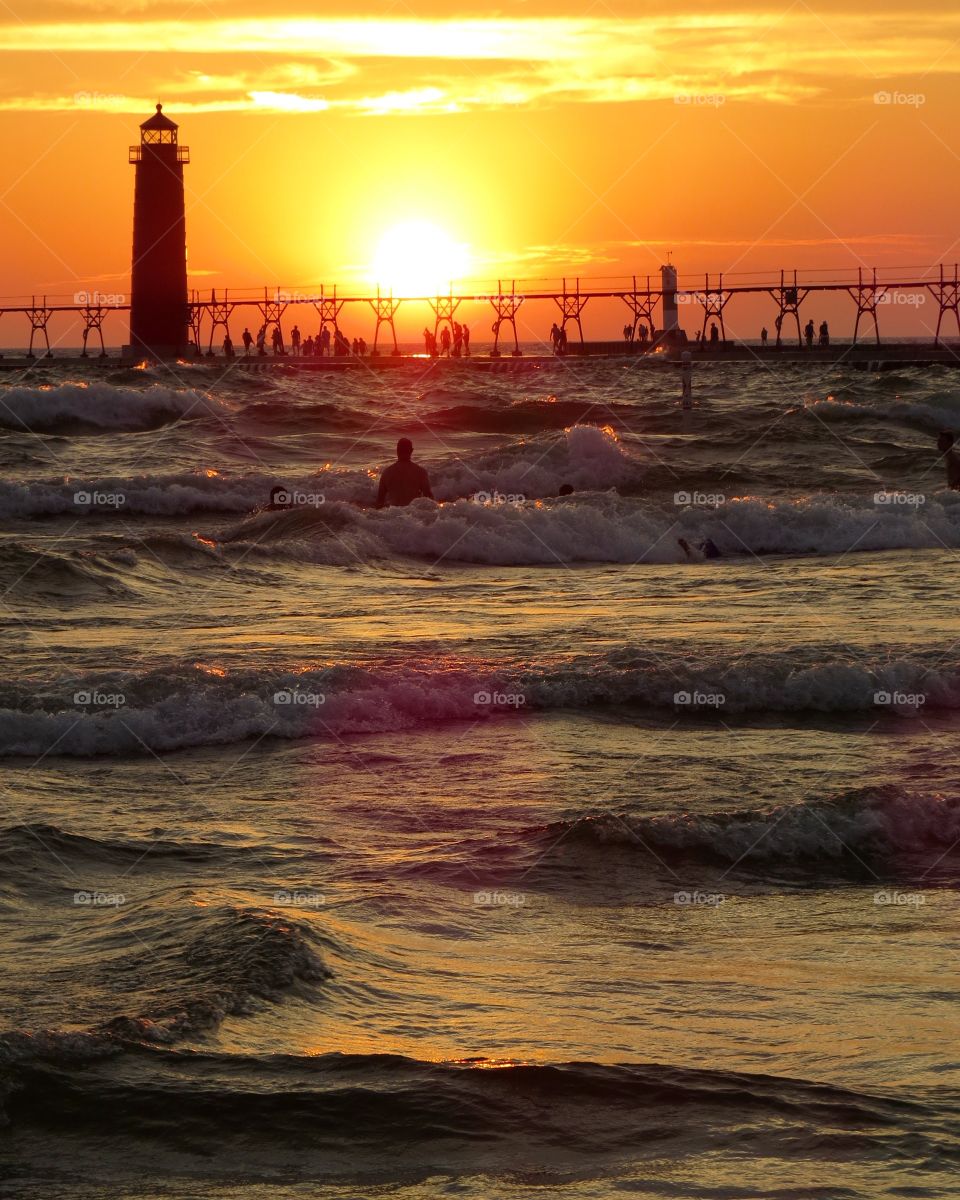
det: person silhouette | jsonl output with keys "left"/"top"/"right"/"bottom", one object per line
{"left": 290, "top": 325, "right": 301, "bottom": 356}
{"left": 680, "top": 350, "right": 693, "bottom": 408}
{"left": 937, "top": 430, "right": 960, "bottom": 489}
{"left": 376, "top": 438, "right": 434, "bottom": 508}
{"left": 462, "top": 324, "right": 470, "bottom": 356}
{"left": 242, "top": 327, "right": 253, "bottom": 356}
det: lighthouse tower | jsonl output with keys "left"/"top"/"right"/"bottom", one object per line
{"left": 128, "top": 104, "right": 189, "bottom": 358}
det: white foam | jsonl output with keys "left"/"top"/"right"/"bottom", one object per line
{"left": 0, "top": 382, "right": 227, "bottom": 433}
{"left": 1, "top": 654, "right": 958, "bottom": 757}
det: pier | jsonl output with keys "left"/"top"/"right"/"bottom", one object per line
{"left": 1, "top": 264, "right": 958, "bottom": 365}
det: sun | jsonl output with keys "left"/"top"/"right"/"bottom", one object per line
{"left": 371, "top": 220, "right": 471, "bottom": 297}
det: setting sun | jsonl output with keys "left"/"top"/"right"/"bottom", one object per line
{"left": 371, "top": 219, "right": 470, "bottom": 296}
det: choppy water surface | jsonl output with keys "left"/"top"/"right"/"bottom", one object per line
{"left": 2, "top": 356, "right": 960, "bottom": 1199}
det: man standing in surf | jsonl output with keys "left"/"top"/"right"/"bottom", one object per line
{"left": 376, "top": 438, "right": 434, "bottom": 508}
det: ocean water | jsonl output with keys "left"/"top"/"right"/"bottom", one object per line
{"left": 2, "top": 355, "right": 960, "bottom": 1199}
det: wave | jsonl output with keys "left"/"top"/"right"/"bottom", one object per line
{"left": 217, "top": 488, "right": 960, "bottom": 568}
{"left": 1, "top": 650, "right": 957, "bottom": 757}
{"left": 799, "top": 390, "right": 960, "bottom": 435}
{"left": 540, "top": 786, "right": 960, "bottom": 870}
{"left": 0, "top": 381, "right": 228, "bottom": 434}
{"left": 0, "top": 903, "right": 329, "bottom": 1050}
{"left": 1, "top": 1041, "right": 945, "bottom": 1161}
{"left": 0, "top": 424, "right": 638, "bottom": 518}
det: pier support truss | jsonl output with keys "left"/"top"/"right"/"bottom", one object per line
{"left": 368, "top": 290, "right": 401, "bottom": 355}
{"left": 697, "top": 275, "right": 731, "bottom": 343}
{"left": 926, "top": 264, "right": 960, "bottom": 344}
{"left": 765, "top": 271, "right": 809, "bottom": 347}
{"left": 428, "top": 293, "right": 461, "bottom": 345}
{"left": 489, "top": 282, "right": 523, "bottom": 356}
{"left": 26, "top": 298, "right": 53, "bottom": 358}
{"left": 79, "top": 305, "right": 109, "bottom": 357}
{"left": 847, "top": 268, "right": 887, "bottom": 345}
{"left": 257, "top": 291, "right": 289, "bottom": 352}
{"left": 204, "top": 290, "right": 235, "bottom": 355}
{"left": 555, "top": 278, "right": 588, "bottom": 343}
{"left": 618, "top": 276, "right": 658, "bottom": 341}
{"left": 311, "top": 286, "right": 344, "bottom": 345}
{"left": 187, "top": 297, "right": 204, "bottom": 354}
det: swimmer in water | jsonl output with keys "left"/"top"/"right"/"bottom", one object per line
{"left": 265, "top": 485, "right": 294, "bottom": 511}
{"left": 678, "top": 537, "right": 721, "bottom": 561}
{"left": 937, "top": 430, "right": 960, "bottom": 490}
{"left": 376, "top": 438, "right": 434, "bottom": 508}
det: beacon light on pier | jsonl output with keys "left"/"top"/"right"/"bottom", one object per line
{"left": 126, "top": 104, "right": 190, "bottom": 360}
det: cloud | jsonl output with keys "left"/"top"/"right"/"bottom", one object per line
{"left": 2, "top": 14, "right": 960, "bottom": 116}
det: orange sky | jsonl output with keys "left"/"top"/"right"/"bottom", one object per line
{"left": 1, "top": 2, "right": 958, "bottom": 342}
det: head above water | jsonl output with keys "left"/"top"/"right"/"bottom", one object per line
{"left": 558, "top": 483, "right": 574, "bottom": 496}
{"left": 938, "top": 430, "right": 955, "bottom": 451}
{"left": 397, "top": 438, "right": 414, "bottom": 460}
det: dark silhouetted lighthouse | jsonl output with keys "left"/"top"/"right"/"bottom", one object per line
{"left": 128, "top": 104, "right": 190, "bottom": 358}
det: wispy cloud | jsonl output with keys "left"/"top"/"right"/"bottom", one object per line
{"left": 2, "top": 14, "right": 960, "bottom": 115}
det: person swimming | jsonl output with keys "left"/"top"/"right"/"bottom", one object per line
{"left": 376, "top": 438, "right": 434, "bottom": 508}
{"left": 937, "top": 430, "right": 960, "bottom": 490}
{"left": 265, "top": 485, "right": 293, "bottom": 511}
{"left": 678, "top": 537, "right": 721, "bottom": 560}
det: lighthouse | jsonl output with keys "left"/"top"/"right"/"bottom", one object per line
{"left": 127, "top": 104, "right": 190, "bottom": 359}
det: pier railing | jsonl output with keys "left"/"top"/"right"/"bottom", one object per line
{"left": 1, "top": 266, "right": 958, "bottom": 357}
